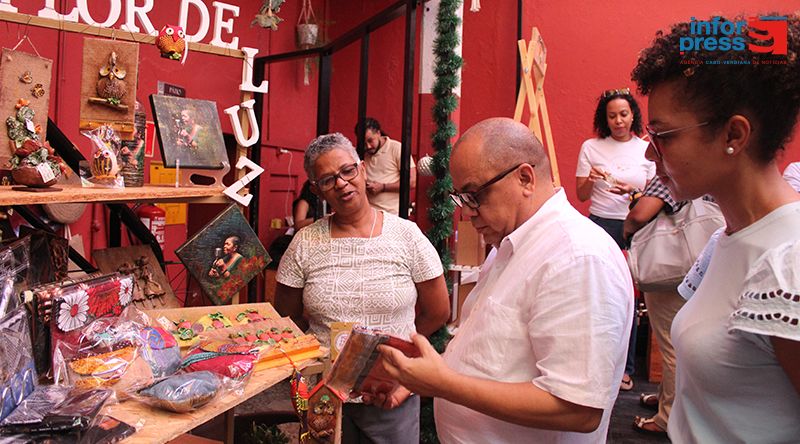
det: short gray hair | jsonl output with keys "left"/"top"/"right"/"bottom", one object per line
{"left": 304, "top": 133, "right": 360, "bottom": 180}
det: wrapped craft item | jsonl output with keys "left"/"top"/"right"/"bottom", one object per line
{"left": 134, "top": 371, "right": 221, "bottom": 413}
{"left": 138, "top": 326, "right": 181, "bottom": 378}
{"left": 52, "top": 308, "right": 154, "bottom": 398}
{"left": 26, "top": 272, "right": 134, "bottom": 376}
{"left": 180, "top": 340, "right": 258, "bottom": 383}
{"left": 80, "top": 125, "right": 124, "bottom": 189}
{"left": 0, "top": 307, "right": 36, "bottom": 422}
{"left": 0, "top": 388, "right": 113, "bottom": 436}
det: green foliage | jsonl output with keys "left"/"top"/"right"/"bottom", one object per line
{"left": 242, "top": 423, "right": 290, "bottom": 444}
{"left": 421, "top": 2, "right": 462, "bottom": 443}
{"left": 426, "top": 0, "right": 463, "bottom": 278}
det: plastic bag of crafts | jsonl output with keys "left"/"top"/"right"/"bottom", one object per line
{"left": 178, "top": 339, "right": 259, "bottom": 395}
{"left": 51, "top": 307, "right": 153, "bottom": 398}
{"left": 0, "top": 388, "right": 115, "bottom": 437}
{"left": 80, "top": 125, "right": 124, "bottom": 189}
{"left": 128, "top": 370, "right": 222, "bottom": 413}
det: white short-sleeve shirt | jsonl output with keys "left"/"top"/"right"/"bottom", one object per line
{"left": 276, "top": 211, "right": 442, "bottom": 348}
{"left": 576, "top": 136, "right": 654, "bottom": 219}
{"left": 435, "top": 189, "right": 634, "bottom": 444}
{"left": 669, "top": 201, "right": 800, "bottom": 443}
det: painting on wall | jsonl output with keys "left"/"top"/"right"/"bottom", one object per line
{"left": 149, "top": 94, "right": 227, "bottom": 170}
{"left": 176, "top": 205, "right": 269, "bottom": 305}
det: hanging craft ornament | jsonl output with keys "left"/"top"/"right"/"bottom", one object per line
{"left": 156, "top": 25, "right": 189, "bottom": 64}
{"left": 253, "top": 0, "right": 286, "bottom": 31}
{"left": 296, "top": 0, "right": 319, "bottom": 86}
{"left": 18, "top": 71, "right": 32, "bottom": 84}
{"left": 89, "top": 51, "right": 129, "bottom": 111}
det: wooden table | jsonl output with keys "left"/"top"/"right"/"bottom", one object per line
{"left": 110, "top": 359, "right": 324, "bottom": 444}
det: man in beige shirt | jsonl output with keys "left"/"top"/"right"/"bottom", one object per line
{"left": 360, "top": 117, "right": 416, "bottom": 215}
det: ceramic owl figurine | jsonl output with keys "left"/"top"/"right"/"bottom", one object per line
{"left": 156, "top": 25, "right": 186, "bottom": 61}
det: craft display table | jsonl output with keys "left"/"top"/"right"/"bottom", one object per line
{"left": 109, "top": 359, "right": 324, "bottom": 444}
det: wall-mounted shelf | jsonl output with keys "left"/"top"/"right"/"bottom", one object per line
{"left": 0, "top": 184, "right": 230, "bottom": 206}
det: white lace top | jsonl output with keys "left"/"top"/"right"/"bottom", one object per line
{"left": 276, "top": 212, "right": 443, "bottom": 348}
{"left": 728, "top": 239, "right": 800, "bottom": 340}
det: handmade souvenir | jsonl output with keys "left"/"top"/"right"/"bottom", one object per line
{"left": 80, "top": 125, "right": 124, "bottom": 188}
{"left": 0, "top": 388, "right": 113, "bottom": 435}
{"left": 176, "top": 205, "right": 270, "bottom": 305}
{"left": 17, "top": 228, "right": 69, "bottom": 286}
{"left": 0, "top": 49, "right": 52, "bottom": 168}
{"left": 138, "top": 326, "right": 181, "bottom": 377}
{"left": 0, "top": 236, "right": 30, "bottom": 315}
{"left": 149, "top": 94, "right": 228, "bottom": 170}
{"left": 80, "top": 39, "right": 139, "bottom": 139}
{"left": 119, "top": 100, "right": 146, "bottom": 187}
{"left": 6, "top": 100, "right": 67, "bottom": 190}
{"left": 235, "top": 308, "right": 269, "bottom": 324}
{"left": 155, "top": 25, "right": 187, "bottom": 62}
{"left": 27, "top": 273, "right": 133, "bottom": 374}
{"left": 93, "top": 245, "right": 178, "bottom": 309}
{"left": 136, "top": 371, "right": 220, "bottom": 413}
{"left": 180, "top": 340, "right": 258, "bottom": 380}
{"left": 306, "top": 386, "right": 345, "bottom": 444}
{"left": 0, "top": 308, "right": 36, "bottom": 422}
{"left": 53, "top": 309, "right": 154, "bottom": 397}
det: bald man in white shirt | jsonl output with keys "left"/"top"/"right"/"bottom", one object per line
{"left": 377, "top": 117, "right": 633, "bottom": 443}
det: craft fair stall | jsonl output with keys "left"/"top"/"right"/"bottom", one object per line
{"left": 0, "top": 2, "right": 330, "bottom": 443}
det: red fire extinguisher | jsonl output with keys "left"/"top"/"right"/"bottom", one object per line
{"left": 137, "top": 204, "right": 166, "bottom": 250}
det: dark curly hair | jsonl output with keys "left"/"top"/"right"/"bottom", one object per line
{"left": 593, "top": 92, "right": 644, "bottom": 138}
{"left": 631, "top": 14, "right": 800, "bottom": 163}
{"left": 354, "top": 117, "right": 388, "bottom": 137}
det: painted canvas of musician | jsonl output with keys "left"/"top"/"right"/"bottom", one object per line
{"left": 149, "top": 94, "right": 227, "bottom": 169}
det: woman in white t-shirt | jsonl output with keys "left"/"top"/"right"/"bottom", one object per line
{"left": 275, "top": 133, "right": 450, "bottom": 444}
{"left": 632, "top": 15, "right": 800, "bottom": 443}
{"left": 576, "top": 88, "right": 655, "bottom": 392}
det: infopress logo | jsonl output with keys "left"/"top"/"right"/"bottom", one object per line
{"left": 680, "top": 16, "right": 788, "bottom": 55}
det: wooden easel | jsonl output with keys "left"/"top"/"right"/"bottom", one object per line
{"left": 513, "top": 27, "right": 560, "bottom": 187}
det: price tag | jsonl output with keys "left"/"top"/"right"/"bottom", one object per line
{"left": 36, "top": 163, "right": 56, "bottom": 182}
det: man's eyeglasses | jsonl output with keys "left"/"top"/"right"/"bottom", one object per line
{"left": 313, "top": 162, "right": 360, "bottom": 191}
{"left": 449, "top": 163, "right": 532, "bottom": 210}
{"left": 601, "top": 88, "right": 631, "bottom": 98}
{"left": 645, "top": 121, "right": 709, "bottom": 159}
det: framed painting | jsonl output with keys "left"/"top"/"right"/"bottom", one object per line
{"left": 176, "top": 205, "right": 270, "bottom": 305}
{"left": 149, "top": 94, "right": 227, "bottom": 169}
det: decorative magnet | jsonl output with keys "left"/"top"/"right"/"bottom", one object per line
{"left": 19, "top": 71, "right": 32, "bottom": 84}
{"left": 31, "top": 84, "right": 44, "bottom": 98}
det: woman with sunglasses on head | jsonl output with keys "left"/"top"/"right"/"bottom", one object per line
{"left": 632, "top": 15, "right": 800, "bottom": 443}
{"left": 274, "top": 133, "right": 450, "bottom": 444}
{"left": 576, "top": 88, "right": 656, "bottom": 392}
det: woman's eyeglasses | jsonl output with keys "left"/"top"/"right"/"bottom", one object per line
{"left": 601, "top": 88, "right": 631, "bottom": 98}
{"left": 645, "top": 121, "right": 709, "bottom": 159}
{"left": 449, "top": 163, "right": 533, "bottom": 210}
{"left": 313, "top": 162, "right": 360, "bottom": 191}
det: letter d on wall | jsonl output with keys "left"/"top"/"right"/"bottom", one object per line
{"left": 224, "top": 99, "right": 259, "bottom": 147}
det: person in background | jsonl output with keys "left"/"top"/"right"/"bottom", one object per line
{"left": 576, "top": 88, "right": 655, "bottom": 392}
{"left": 357, "top": 117, "right": 416, "bottom": 215}
{"left": 379, "top": 117, "right": 632, "bottom": 443}
{"left": 275, "top": 133, "right": 450, "bottom": 444}
{"left": 622, "top": 176, "right": 687, "bottom": 436}
{"left": 631, "top": 14, "right": 800, "bottom": 442}
{"left": 293, "top": 180, "right": 318, "bottom": 231}
{"left": 782, "top": 161, "right": 800, "bottom": 192}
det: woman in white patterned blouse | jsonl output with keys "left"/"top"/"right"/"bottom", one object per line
{"left": 275, "top": 132, "right": 450, "bottom": 444}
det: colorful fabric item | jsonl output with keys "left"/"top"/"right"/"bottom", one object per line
{"left": 181, "top": 341, "right": 257, "bottom": 379}
{"left": 138, "top": 371, "right": 220, "bottom": 413}
{"left": 139, "top": 327, "right": 181, "bottom": 377}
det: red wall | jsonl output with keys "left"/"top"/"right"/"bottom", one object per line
{"left": 3, "top": 1, "right": 800, "bottom": 301}
{"left": 474, "top": 0, "right": 800, "bottom": 215}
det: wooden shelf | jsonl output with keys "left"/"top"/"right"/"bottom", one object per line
{"left": 0, "top": 184, "right": 230, "bottom": 206}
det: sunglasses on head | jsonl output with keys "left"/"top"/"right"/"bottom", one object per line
{"left": 601, "top": 88, "right": 631, "bottom": 98}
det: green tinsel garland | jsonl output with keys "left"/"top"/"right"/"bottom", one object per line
{"left": 421, "top": 1, "right": 462, "bottom": 443}
{"left": 426, "top": 0, "right": 463, "bottom": 276}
